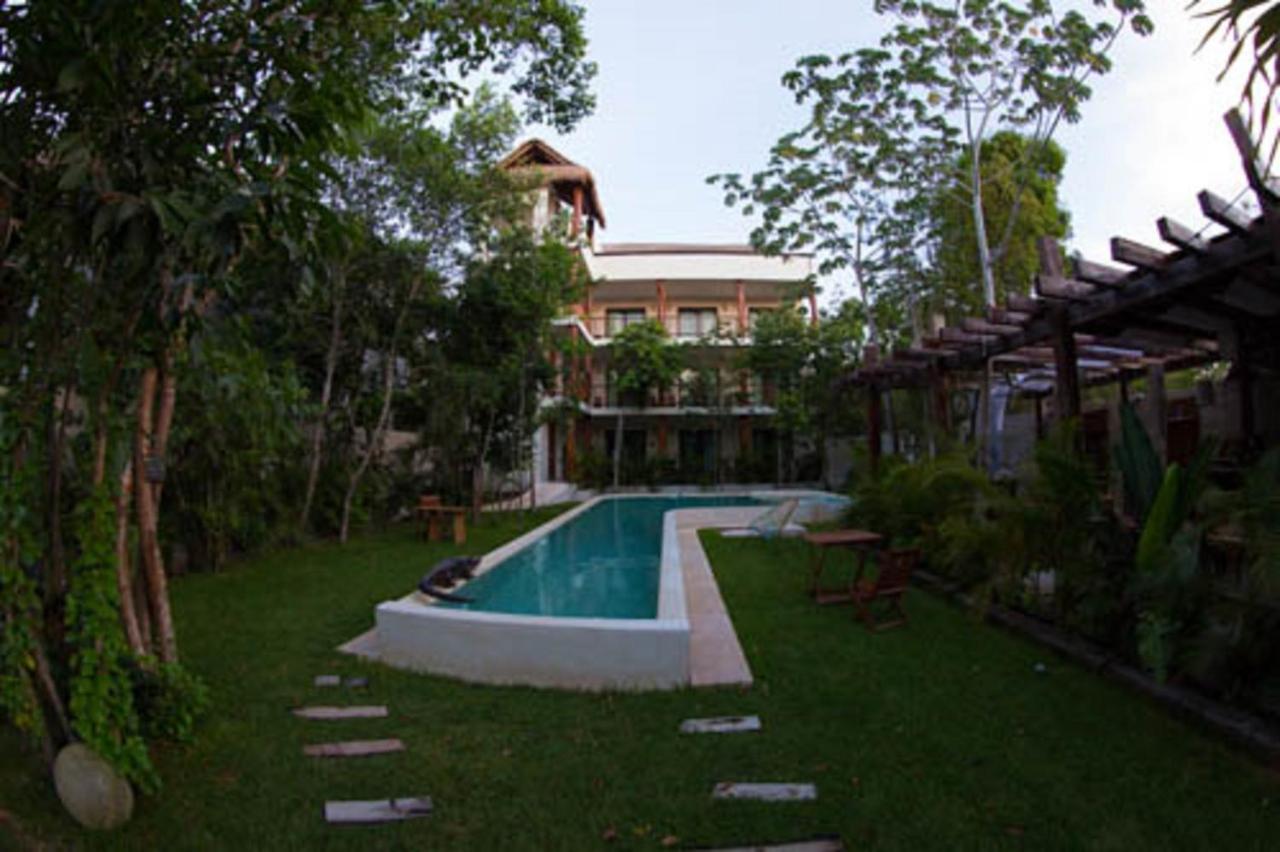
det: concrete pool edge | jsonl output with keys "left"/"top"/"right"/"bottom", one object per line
{"left": 351, "top": 492, "right": 848, "bottom": 691}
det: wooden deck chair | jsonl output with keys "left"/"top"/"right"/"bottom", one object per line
{"left": 851, "top": 548, "right": 919, "bottom": 631}
{"left": 720, "top": 498, "right": 802, "bottom": 540}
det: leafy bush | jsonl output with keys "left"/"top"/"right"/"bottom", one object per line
{"left": 131, "top": 662, "right": 210, "bottom": 744}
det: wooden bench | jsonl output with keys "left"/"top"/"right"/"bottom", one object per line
{"left": 416, "top": 495, "right": 467, "bottom": 545}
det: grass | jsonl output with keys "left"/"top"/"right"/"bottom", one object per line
{"left": 3, "top": 509, "right": 1279, "bottom": 850}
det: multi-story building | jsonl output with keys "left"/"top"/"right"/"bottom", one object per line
{"left": 498, "top": 139, "right": 814, "bottom": 486}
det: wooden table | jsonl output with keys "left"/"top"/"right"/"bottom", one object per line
{"left": 803, "top": 529, "right": 884, "bottom": 605}
{"left": 416, "top": 496, "right": 467, "bottom": 545}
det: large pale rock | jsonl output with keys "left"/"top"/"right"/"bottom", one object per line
{"left": 53, "top": 743, "right": 135, "bottom": 830}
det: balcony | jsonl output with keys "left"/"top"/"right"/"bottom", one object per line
{"left": 581, "top": 375, "right": 776, "bottom": 412}
{"left": 573, "top": 312, "right": 757, "bottom": 342}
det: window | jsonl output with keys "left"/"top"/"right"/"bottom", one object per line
{"left": 677, "top": 308, "right": 718, "bottom": 338}
{"left": 606, "top": 308, "right": 646, "bottom": 336}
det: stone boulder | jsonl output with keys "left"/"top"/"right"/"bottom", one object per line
{"left": 53, "top": 743, "right": 135, "bottom": 830}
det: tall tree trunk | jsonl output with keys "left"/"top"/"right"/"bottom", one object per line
{"left": 113, "top": 461, "right": 146, "bottom": 656}
{"left": 300, "top": 277, "right": 344, "bottom": 531}
{"left": 339, "top": 354, "right": 395, "bottom": 544}
{"left": 133, "top": 367, "right": 178, "bottom": 663}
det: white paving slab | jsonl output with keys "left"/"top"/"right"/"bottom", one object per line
{"left": 303, "top": 739, "right": 405, "bottom": 758}
{"left": 712, "top": 782, "right": 818, "bottom": 802}
{"left": 679, "top": 715, "right": 762, "bottom": 734}
{"left": 291, "top": 705, "right": 387, "bottom": 720}
{"left": 324, "top": 797, "right": 432, "bottom": 824}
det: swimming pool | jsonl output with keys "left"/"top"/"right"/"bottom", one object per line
{"left": 439, "top": 496, "right": 763, "bottom": 619}
{"left": 364, "top": 491, "right": 850, "bottom": 690}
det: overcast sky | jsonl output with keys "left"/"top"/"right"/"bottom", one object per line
{"left": 523, "top": 1, "right": 1255, "bottom": 306}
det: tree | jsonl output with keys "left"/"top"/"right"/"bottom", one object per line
{"left": 425, "top": 229, "right": 580, "bottom": 514}
{"left": 931, "top": 132, "right": 1071, "bottom": 315}
{"left": 0, "top": 0, "right": 595, "bottom": 790}
{"left": 708, "top": 46, "right": 940, "bottom": 346}
{"left": 872, "top": 0, "right": 1151, "bottom": 310}
{"left": 609, "top": 321, "right": 685, "bottom": 488}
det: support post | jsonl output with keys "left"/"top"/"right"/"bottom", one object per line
{"left": 867, "top": 382, "right": 883, "bottom": 476}
{"left": 1050, "top": 305, "right": 1081, "bottom": 424}
{"left": 736, "top": 280, "right": 747, "bottom": 335}
{"left": 1144, "top": 362, "right": 1168, "bottom": 464}
{"left": 656, "top": 281, "right": 667, "bottom": 333}
{"left": 808, "top": 290, "right": 819, "bottom": 328}
{"left": 571, "top": 185, "right": 584, "bottom": 237}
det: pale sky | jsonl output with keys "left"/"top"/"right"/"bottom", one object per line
{"left": 523, "top": 1, "right": 1255, "bottom": 307}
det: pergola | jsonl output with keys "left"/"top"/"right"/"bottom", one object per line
{"left": 853, "top": 111, "right": 1280, "bottom": 469}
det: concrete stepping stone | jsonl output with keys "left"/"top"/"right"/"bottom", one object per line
{"left": 324, "top": 796, "right": 432, "bottom": 824}
{"left": 303, "top": 739, "right": 405, "bottom": 758}
{"left": 292, "top": 705, "right": 388, "bottom": 720}
{"left": 712, "top": 782, "right": 817, "bottom": 802}
{"left": 314, "top": 675, "right": 369, "bottom": 688}
{"left": 702, "top": 838, "right": 843, "bottom": 852}
{"left": 680, "top": 715, "right": 761, "bottom": 734}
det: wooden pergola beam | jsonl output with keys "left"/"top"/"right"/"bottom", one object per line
{"left": 1073, "top": 257, "right": 1130, "bottom": 287}
{"left": 1198, "top": 189, "right": 1254, "bottom": 234}
{"left": 1035, "top": 274, "right": 1095, "bottom": 300}
{"left": 962, "top": 317, "right": 1023, "bottom": 336}
{"left": 1111, "top": 236, "right": 1172, "bottom": 270}
{"left": 1157, "top": 216, "right": 1210, "bottom": 252}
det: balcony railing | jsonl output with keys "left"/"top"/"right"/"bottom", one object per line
{"left": 573, "top": 313, "right": 757, "bottom": 340}
{"left": 580, "top": 376, "right": 776, "bottom": 409}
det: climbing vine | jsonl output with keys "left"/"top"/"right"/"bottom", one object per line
{"left": 65, "top": 486, "right": 157, "bottom": 793}
{"left": 0, "top": 411, "right": 41, "bottom": 741}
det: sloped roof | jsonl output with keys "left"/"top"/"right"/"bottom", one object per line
{"left": 499, "top": 138, "right": 606, "bottom": 228}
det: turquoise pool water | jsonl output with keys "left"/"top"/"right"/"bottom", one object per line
{"left": 439, "top": 496, "right": 764, "bottom": 619}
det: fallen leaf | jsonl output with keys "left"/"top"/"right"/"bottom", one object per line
{"left": 601, "top": 826, "right": 618, "bottom": 842}
{"left": 661, "top": 835, "right": 679, "bottom": 847}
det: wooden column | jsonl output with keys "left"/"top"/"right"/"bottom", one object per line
{"left": 656, "top": 281, "right": 667, "bottom": 332}
{"left": 548, "top": 421, "right": 557, "bottom": 479}
{"left": 657, "top": 418, "right": 668, "bottom": 457}
{"left": 571, "top": 185, "right": 584, "bottom": 237}
{"left": 808, "top": 291, "right": 819, "bottom": 327}
{"left": 929, "top": 365, "right": 950, "bottom": 433}
{"left": 1144, "top": 362, "right": 1168, "bottom": 463}
{"left": 867, "top": 383, "right": 883, "bottom": 475}
{"left": 864, "top": 344, "right": 882, "bottom": 473}
{"left": 736, "top": 280, "right": 747, "bottom": 334}
{"left": 565, "top": 419, "right": 577, "bottom": 480}
{"left": 738, "top": 416, "right": 751, "bottom": 456}
{"left": 1050, "top": 306, "right": 1081, "bottom": 423}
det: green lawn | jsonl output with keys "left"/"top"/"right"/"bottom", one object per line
{"left": 3, "top": 509, "right": 1279, "bottom": 850}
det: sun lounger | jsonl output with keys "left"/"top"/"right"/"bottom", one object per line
{"left": 721, "top": 498, "right": 803, "bottom": 540}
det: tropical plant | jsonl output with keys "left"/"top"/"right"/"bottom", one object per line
{"left": 608, "top": 321, "right": 685, "bottom": 488}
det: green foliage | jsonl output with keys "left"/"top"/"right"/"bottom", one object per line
{"left": 66, "top": 487, "right": 156, "bottom": 793}
{"left": 1114, "top": 402, "right": 1163, "bottom": 523}
{"left": 610, "top": 320, "right": 685, "bottom": 400}
{"left": 932, "top": 132, "right": 1071, "bottom": 314}
{"left": 0, "top": 412, "right": 42, "bottom": 743}
{"left": 168, "top": 329, "right": 310, "bottom": 570}
{"left": 1191, "top": 0, "right": 1280, "bottom": 165}
{"left": 130, "top": 662, "right": 210, "bottom": 744}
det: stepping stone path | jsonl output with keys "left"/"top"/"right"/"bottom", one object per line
{"left": 303, "top": 739, "right": 405, "bottom": 758}
{"left": 292, "top": 705, "right": 387, "bottom": 720}
{"left": 712, "top": 782, "right": 818, "bottom": 802}
{"left": 293, "top": 675, "right": 430, "bottom": 826}
{"left": 680, "top": 715, "right": 761, "bottom": 734}
{"left": 324, "top": 797, "right": 433, "bottom": 824}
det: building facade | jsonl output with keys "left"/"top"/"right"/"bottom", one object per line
{"left": 498, "top": 140, "right": 814, "bottom": 486}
